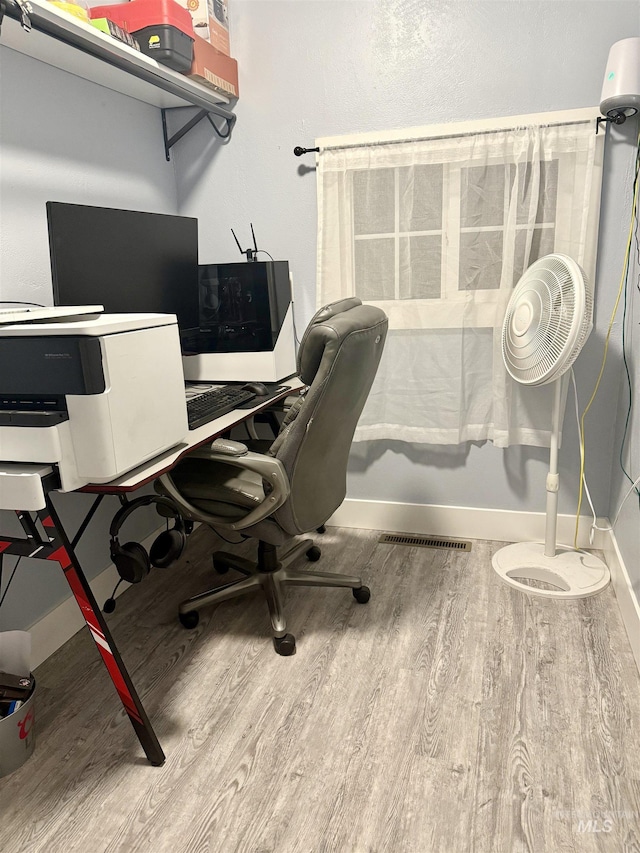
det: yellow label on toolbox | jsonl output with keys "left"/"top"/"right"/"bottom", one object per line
{"left": 148, "top": 34, "right": 161, "bottom": 48}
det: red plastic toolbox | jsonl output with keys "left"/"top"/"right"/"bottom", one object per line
{"left": 89, "top": 0, "right": 195, "bottom": 71}
{"left": 89, "top": 0, "right": 195, "bottom": 37}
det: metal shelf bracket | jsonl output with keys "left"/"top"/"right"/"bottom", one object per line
{"left": 162, "top": 105, "right": 236, "bottom": 161}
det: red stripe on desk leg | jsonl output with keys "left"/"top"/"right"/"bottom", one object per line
{"left": 63, "top": 567, "right": 143, "bottom": 725}
{"left": 0, "top": 541, "right": 11, "bottom": 554}
{"left": 93, "top": 642, "right": 144, "bottom": 724}
{"left": 41, "top": 516, "right": 55, "bottom": 528}
{"left": 60, "top": 566, "right": 106, "bottom": 638}
{"left": 47, "top": 545, "right": 71, "bottom": 569}
{"left": 46, "top": 553, "right": 144, "bottom": 726}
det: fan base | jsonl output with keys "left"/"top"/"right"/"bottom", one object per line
{"left": 492, "top": 542, "right": 610, "bottom": 599}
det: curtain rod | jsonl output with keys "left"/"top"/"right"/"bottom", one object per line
{"left": 295, "top": 117, "right": 597, "bottom": 156}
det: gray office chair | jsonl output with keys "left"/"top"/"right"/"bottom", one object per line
{"left": 156, "top": 297, "right": 388, "bottom": 654}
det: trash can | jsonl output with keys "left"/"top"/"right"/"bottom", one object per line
{"left": 0, "top": 678, "right": 36, "bottom": 778}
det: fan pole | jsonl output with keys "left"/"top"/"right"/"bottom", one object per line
{"left": 544, "top": 379, "right": 563, "bottom": 558}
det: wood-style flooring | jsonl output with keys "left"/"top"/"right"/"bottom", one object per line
{"left": 0, "top": 525, "right": 638, "bottom": 853}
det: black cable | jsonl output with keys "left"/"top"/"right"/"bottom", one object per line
{"left": 103, "top": 578, "right": 123, "bottom": 614}
{"left": 206, "top": 113, "right": 232, "bottom": 140}
{"left": 0, "top": 300, "right": 45, "bottom": 307}
{"left": 291, "top": 304, "right": 301, "bottom": 346}
{"left": 0, "top": 557, "right": 22, "bottom": 610}
{"left": 255, "top": 250, "right": 274, "bottom": 261}
{"left": 214, "top": 529, "right": 246, "bottom": 546}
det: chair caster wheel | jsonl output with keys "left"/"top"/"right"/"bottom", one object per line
{"left": 306, "top": 546, "right": 321, "bottom": 562}
{"left": 352, "top": 585, "right": 370, "bottom": 604}
{"left": 273, "top": 633, "right": 296, "bottom": 656}
{"left": 213, "top": 559, "right": 230, "bottom": 575}
{"left": 179, "top": 610, "right": 199, "bottom": 629}
{"left": 316, "top": 525, "right": 326, "bottom": 534}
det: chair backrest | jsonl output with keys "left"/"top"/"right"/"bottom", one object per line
{"left": 269, "top": 297, "right": 388, "bottom": 535}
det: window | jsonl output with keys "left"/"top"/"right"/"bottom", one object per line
{"left": 316, "top": 110, "right": 604, "bottom": 445}
{"left": 351, "top": 158, "right": 560, "bottom": 321}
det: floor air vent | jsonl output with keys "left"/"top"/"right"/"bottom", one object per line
{"left": 378, "top": 533, "right": 472, "bottom": 551}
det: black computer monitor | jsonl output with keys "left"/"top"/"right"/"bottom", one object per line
{"left": 47, "top": 202, "right": 199, "bottom": 332}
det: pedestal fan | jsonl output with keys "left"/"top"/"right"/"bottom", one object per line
{"left": 492, "top": 253, "right": 610, "bottom": 599}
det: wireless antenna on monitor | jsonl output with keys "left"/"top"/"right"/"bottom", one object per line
{"left": 231, "top": 223, "right": 259, "bottom": 262}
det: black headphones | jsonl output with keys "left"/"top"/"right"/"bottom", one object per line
{"left": 109, "top": 496, "right": 187, "bottom": 585}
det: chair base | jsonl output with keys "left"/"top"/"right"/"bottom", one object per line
{"left": 178, "top": 538, "right": 370, "bottom": 655}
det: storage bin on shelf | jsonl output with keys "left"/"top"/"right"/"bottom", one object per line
{"left": 186, "top": 34, "right": 238, "bottom": 99}
{"left": 89, "top": 0, "right": 195, "bottom": 71}
{"left": 50, "top": 0, "right": 91, "bottom": 23}
{"left": 174, "top": 0, "right": 230, "bottom": 56}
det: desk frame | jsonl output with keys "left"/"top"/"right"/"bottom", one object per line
{"left": 0, "top": 383, "right": 301, "bottom": 766}
{"left": 0, "top": 499, "right": 165, "bottom": 765}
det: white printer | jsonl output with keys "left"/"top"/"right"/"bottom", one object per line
{"left": 0, "top": 313, "right": 188, "bottom": 492}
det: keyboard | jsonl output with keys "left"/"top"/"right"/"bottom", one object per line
{"left": 186, "top": 385, "right": 257, "bottom": 430}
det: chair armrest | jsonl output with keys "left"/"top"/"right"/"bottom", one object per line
{"left": 207, "top": 438, "right": 249, "bottom": 456}
{"left": 157, "top": 445, "right": 290, "bottom": 532}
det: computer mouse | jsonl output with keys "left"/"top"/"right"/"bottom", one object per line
{"left": 242, "top": 381, "right": 269, "bottom": 396}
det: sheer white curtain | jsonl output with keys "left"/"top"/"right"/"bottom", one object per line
{"left": 316, "top": 110, "right": 604, "bottom": 446}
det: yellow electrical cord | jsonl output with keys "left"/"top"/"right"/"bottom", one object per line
{"left": 574, "top": 127, "right": 640, "bottom": 548}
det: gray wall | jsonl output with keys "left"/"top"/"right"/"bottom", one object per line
{"left": 0, "top": 1, "right": 638, "bottom": 633}
{"left": 0, "top": 47, "right": 178, "bottom": 630}
{"left": 174, "top": 0, "right": 639, "bottom": 530}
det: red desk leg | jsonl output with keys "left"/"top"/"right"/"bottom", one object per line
{"left": 1, "top": 501, "right": 165, "bottom": 766}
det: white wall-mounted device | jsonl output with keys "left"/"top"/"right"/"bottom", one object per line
{"left": 600, "top": 37, "right": 640, "bottom": 123}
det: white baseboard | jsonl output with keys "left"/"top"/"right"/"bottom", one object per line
{"left": 328, "top": 498, "right": 639, "bottom": 674}
{"left": 603, "top": 530, "right": 640, "bottom": 673}
{"left": 29, "top": 525, "right": 164, "bottom": 669}
{"left": 328, "top": 498, "right": 606, "bottom": 549}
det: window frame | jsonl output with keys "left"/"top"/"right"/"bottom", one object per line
{"left": 317, "top": 107, "right": 601, "bottom": 330}
{"left": 350, "top": 153, "right": 568, "bottom": 329}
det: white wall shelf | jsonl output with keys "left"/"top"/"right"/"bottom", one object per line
{"left": 1, "top": 0, "right": 236, "bottom": 157}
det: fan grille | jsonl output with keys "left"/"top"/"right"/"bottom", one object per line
{"left": 502, "top": 254, "right": 593, "bottom": 386}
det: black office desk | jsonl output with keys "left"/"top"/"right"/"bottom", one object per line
{"left": 0, "top": 382, "right": 302, "bottom": 766}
